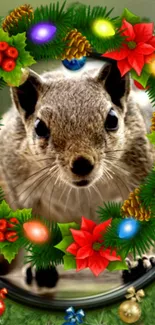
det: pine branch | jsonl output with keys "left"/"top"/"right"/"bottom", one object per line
{"left": 97, "top": 202, "right": 122, "bottom": 222}
{"left": 146, "top": 76, "right": 155, "bottom": 108}
{"left": 139, "top": 169, "right": 155, "bottom": 213}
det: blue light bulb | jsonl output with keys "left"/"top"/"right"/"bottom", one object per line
{"left": 118, "top": 219, "right": 140, "bottom": 239}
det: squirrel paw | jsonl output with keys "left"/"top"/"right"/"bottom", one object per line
{"left": 122, "top": 256, "right": 155, "bottom": 284}
{"left": 23, "top": 265, "right": 59, "bottom": 289}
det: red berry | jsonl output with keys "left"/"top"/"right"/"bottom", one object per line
{"left": 0, "top": 52, "right": 3, "bottom": 66}
{"left": 0, "top": 219, "right": 7, "bottom": 232}
{"left": 0, "top": 300, "right": 5, "bottom": 315}
{"left": 0, "top": 288, "right": 8, "bottom": 300}
{"left": 0, "top": 42, "right": 9, "bottom": 51}
{"left": 5, "top": 231, "right": 18, "bottom": 242}
{"left": 8, "top": 217, "right": 19, "bottom": 229}
{"left": 5, "top": 46, "right": 19, "bottom": 59}
{"left": 1, "top": 58, "right": 16, "bottom": 72}
{"left": 0, "top": 232, "right": 5, "bottom": 242}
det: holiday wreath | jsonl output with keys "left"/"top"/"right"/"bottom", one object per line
{"left": 0, "top": 2, "right": 155, "bottom": 277}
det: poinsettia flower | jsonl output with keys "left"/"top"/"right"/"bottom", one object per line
{"left": 66, "top": 217, "right": 121, "bottom": 276}
{"left": 102, "top": 19, "right": 155, "bottom": 76}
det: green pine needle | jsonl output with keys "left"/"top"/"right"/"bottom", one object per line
{"left": 139, "top": 169, "right": 155, "bottom": 212}
{"left": 0, "top": 78, "right": 6, "bottom": 91}
{"left": 0, "top": 188, "right": 5, "bottom": 203}
{"left": 146, "top": 76, "right": 155, "bottom": 107}
{"left": 97, "top": 202, "right": 122, "bottom": 222}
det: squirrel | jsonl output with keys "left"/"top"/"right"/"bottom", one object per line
{"left": 0, "top": 62, "right": 155, "bottom": 290}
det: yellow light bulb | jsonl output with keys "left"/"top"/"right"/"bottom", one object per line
{"left": 92, "top": 19, "right": 115, "bottom": 37}
{"left": 149, "top": 60, "right": 155, "bottom": 76}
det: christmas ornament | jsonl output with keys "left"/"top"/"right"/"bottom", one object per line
{"left": 5, "top": 47, "right": 19, "bottom": 59}
{"left": 5, "top": 231, "right": 18, "bottom": 242}
{"left": 0, "top": 219, "right": 7, "bottom": 232}
{"left": 0, "top": 42, "right": 9, "bottom": 51}
{"left": 103, "top": 20, "right": 155, "bottom": 76}
{"left": 0, "top": 232, "right": 5, "bottom": 242}
{"left": 63, "top": 307, "right": 85, "bottom": 325}
{"left": 28, "top": 22, "right": 57, "bottom": 45}
{"left": 118, "top": 219, "right": 140, "bottom": 239}
{"left": 0, "top": 288, "right": 8, "bottom": 300}
{"left": 121, "top": 188, "right": 151, "bottom": 221}
{"left": 66, "top": 217, "right": 121, "bottom": 276}
{"left": 1, "top": 58, "right": 16, "bottom": 72}
{"left": 119, "top": 287, "right": 145, "bottom": 323}
{"left": 61, "top": 29, "right": 92, "bottom": 60}
{"left": 2, "top": 4, "right": 33, "bottom": 33}
{"left": 134, "top": 80, "right": 149, "bottom": 90}
{"left": 151, "top": 112, "right": 155, "bottom": 131}
{"left": 62, "top": 57, "right": 86, "bottom": 71}
{"left": 0, "top": 300, "right": 5, "bottom": 316}
{"left": 23, "top": 220, "right": 50, "bottom": 244}
{"left": 92, "top": 19, "right": 115, "bottom": 37}
{"left": 8, "top": 217, "right": 19, "bottom": 228}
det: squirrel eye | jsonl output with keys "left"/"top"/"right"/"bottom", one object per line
{"left": 34, "top": 119, "right": 50, "bottom": 138}
{"left": 105, "top": 109, "right": 118, "bottom": 131}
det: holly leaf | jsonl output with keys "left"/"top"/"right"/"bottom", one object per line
{"left": 0, "top": 200, "right": 12, "bottom": 218}
{"left": 1, "top": 241, "right": 20, "bottom": 263}
{"left": 121, "top": 8, "right": 141, "bottom": 24}
{"left": 0, "top": 63, "right": 23, "bottom": 87}
{"left": 55, "top": 235, "right": 74, "bottom": 255}
{"left": 58, "top": 222, "right": 80, "bottom": 237}
{"left": 131, "top": 69, "right": 150, "bottom": 87}
{"left": 0, "top": 28, "right": 11, "bottom": 43}
{"left": 9, "top": 208, "right": 32, "bottom": 223}
{"left": 63, "top": 255, "right": 76, "bottom": 270}
{"left": 12, "top": 33, "right": 36, "bottom": 67}
{"left": 107, "top": 260, "right": 128, "bottom": 271}
{"left": 147, "top": 131, "right": 155, "bottom": 145}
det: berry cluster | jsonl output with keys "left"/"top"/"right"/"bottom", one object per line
{"left": 0, "top": 218, "right": 19, "bottom": 242}
{"left": 0, "top": 41, "right": 18, "bottom": 72}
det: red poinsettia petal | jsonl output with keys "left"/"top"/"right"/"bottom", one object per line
{"left": 88, "top": 253, "right": 109, "bottom": 276}
{"left": 136, "top": 42, "right": 155, "bottom": 55}
{"left": 120, "top": 19, "right": 135, "bottom": 41}
{"left": 76, "top": 245, "right": 94, "bottom": 259}
{"left": 134, "top": 23, "right": 154, "bottom": 43}
{"left": 128, "top": 53, "right": 144, "bottom": 75}
{"left": 145, "top": 53, "right": 155, "bottom": 63}
{"left": 100, "top": 248, "right": 121, "bottom": 261}
{"left": 117, "top": 59, "right": 131, "bottom": 76}
{"left": 93, "top": 218, "right": 112, "bottom": 242}
{"left": 66, "top": 242, "right": 79, "bottom": 255}
{"left": 148, "top": 36, "right": 155, "bottom": 48}
{"left": 76, "top": 258, "right": 88, "bottom": 271}
{"left": 70, "top": 229, "right": 93, "bottom": 247}
{"left": 81, "top": 216, "right": 96, "bottom": 233}
{"left": 102, "top": 46, "right": 129, "bottom": 61}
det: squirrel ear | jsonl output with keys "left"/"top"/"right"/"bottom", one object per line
{"left": 97, "top": 62, "right": 131, "bottom": 107}
{"left": 11, "top": 69, "right": 42, "bottom": 119}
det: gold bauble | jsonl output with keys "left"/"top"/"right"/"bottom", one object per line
{"left": 119, "top": 300, "right": 141, "bottom": 324}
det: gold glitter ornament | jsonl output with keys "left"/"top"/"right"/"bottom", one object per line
{"left": 121, "top": 188, "right": 151, "bottom": 221}
{"left": 61, "top": 29, "right": 92, "bottom": 60}
{"left": 119, "top": 300, "right": 141, "bottom": 324}
{"left": 2, "top": 4, "right": 33, "bottom": 33}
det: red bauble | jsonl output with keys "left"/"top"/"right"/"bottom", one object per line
{"left": 5, "top": 46, "right": 19, "bottom": 59}
{"left": 5, "top": 231, "right": 18, "bottom": 242}
{"left": 23, "top": 220, "right": 50, "bottom": 244}
{"left": 0, "top": 232, "right": 5, "bottom": 242}
{"left": 0, "top": 219, "right": 8, "bottom": 232}
{"left": 8, "top": 217, "right": 19, "bottom": 228}
{"left": 0, "top": 300, "right": 5, "bottom": 315}
{"left": 0, "top": 52, "right": 3, "bottom": 66}
{"left": 0, "top": 288, "right": 8, "bottom": 299}
{"left": 134, "top": 80, "right": 149, "bottom": 90}
{"left": 0, "top": 41, "right": 9, "bottom": 51}
{"left": 1, "top": 58, "right": 16, "bottom": 72}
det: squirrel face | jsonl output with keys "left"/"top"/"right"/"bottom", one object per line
{"left": 11, "top": 63, "right": 131, "bottom": 188}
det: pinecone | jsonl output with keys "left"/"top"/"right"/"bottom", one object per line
{"left": 2, "top": 4, "right": 33, "bottom": 33}
{"left": 61, "top": 29, "right": 92, "bottom": 60}
{"left": 121, "top": 188, "right": 151, "bottom": 221}
{"left": 151, "top": 112, "right": 155, "bottom": 132}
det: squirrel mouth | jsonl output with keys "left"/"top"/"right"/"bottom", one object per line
{"left": 73, "top": 180, "right": 89, "bottom": 187}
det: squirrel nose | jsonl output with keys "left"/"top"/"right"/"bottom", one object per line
{"left": 71, "top": 156, "right": 94, "bottom": 176}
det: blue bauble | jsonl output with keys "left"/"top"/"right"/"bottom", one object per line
{"left": 62, "top": 57, "right": 86, "bottom": 71}
{"left": 118, "top": 219, "right": 140, "bottom": 239}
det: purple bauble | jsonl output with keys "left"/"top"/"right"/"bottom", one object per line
{"left": 28, "top": 22, "right": 57, "bottom": 44}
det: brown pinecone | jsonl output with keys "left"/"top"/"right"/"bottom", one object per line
{"left": 2, "top": 4, "right": 33, "bottom": 33}
{"left": 121, "top": 188, "right": 151, "bottom": 221}
{"left": 151, "top": 112, "right": 155, "bottom": 132}
{"left": 61, "top": 29, "right": 92, "bottom": 60}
